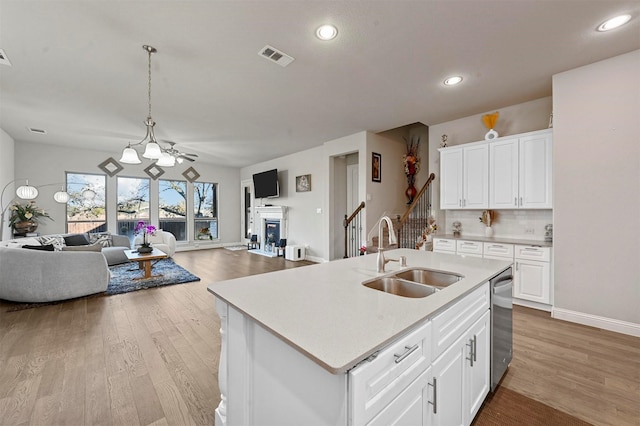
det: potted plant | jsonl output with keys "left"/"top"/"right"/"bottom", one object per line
{"left": 198, "top": 227, "right": 212, "bottom": 240}
{"left": 8, "top": 201, "right": 52, "bottom": 235}
{"left": 134, "top": 221, "right": 157, "bottom": 253}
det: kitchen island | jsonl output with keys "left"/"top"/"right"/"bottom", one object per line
{"left": 208, "top": 248, "right": 511, "bottom": 425}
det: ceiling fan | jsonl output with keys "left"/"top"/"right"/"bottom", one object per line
{"left": 162, "top": 141, "right": 199, "bottom": 163}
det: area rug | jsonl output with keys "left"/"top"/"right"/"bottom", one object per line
{"left": 107, "top": 258, "right": 200, "bottom": 295}
{"left": 224, "top": 245, "right": 248, "bottom": 251}
{"left": 4, "top": 258, "right": 200, "bottom": 311}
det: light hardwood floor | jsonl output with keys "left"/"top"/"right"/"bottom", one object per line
{"left": 0, "top": 248, "right": 638, "bottom": 425}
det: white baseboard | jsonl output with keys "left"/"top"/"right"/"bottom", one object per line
{"left": 552, "top": 307, "right": 640, "bottom": 337}
{"left": 513, "top": 298, "right": 552, "bottom": 312}
{"left": 304, "top": 255, "right": 326, "bottom": 263}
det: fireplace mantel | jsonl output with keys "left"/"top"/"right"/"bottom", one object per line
{"left": 255, "top": 206, "right": 287, "bottom": 218}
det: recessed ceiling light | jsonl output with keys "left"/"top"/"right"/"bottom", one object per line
{"left": 597, "top": 14, "right": 632, "bottom": 31}
{"left": 316, "top": 24, "right": 338, "bottom": 41}
{"left": 444, "top": 76, "right": 463, "bottom": 86}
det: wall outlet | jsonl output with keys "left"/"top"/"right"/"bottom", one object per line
{"left": 525, "top": 228, "right": 535, "bottom": 234}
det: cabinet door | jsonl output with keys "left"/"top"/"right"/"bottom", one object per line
{"left": 489, "top": 138, "right": 519, "bottom": 209}
{"left": 430, "top": 338, "right": 465, "bottom": 426}
{"left": 519, "top": 132, "right": 552, "bottom": 209}
{"left": 367, "top": 368, "right": 432, "bottom": 426}
{"left": 465, "top": 310, "right": 490, "bottom": 424}
{"left": 462, "top": 145, "right": 489, "bottom": 209}
{"left": 514, "top": 260, "right": 550, "bottom": 304}
{"left": 440, "top": 148, "right": 464, "bottom": 209}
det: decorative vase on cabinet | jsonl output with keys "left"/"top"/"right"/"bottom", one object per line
{"left": 484, "top": 227, "right": 494, "bottom": 237}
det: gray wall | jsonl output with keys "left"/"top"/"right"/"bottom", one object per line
{"left": 0, "top": 129, "right": 16, "bottom": 237}
{"left": 12, "top": 141, "right": 241, "bottom": 248}
{"left": 553, "top": 50, "right": 640, "bottom": 325}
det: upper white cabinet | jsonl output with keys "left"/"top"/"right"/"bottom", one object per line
{"left": 489, "top": 129, "right": 552, "bottom": 209}
{"left": 442, "top": 129, "right": 552, "bottom": 210}
{"left": 440, "top": 143, "right": 488, "bottom": 210}
{"left": 518, "top": 131, "right": 553, "bottom": 209}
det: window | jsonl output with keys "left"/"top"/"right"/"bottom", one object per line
{"left": 159, "top": 179, "right": 187, "bottom": 241}
{"left": 194, "top": 182, "right": 218, "bottom": 240}
{"left": 66, "top": 173, "right": 106, "bottom": 234}
{"left": 117, "top": 176, "right": 150, "bottom": 240}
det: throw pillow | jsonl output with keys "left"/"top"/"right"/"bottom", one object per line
{"left": 61, "top": 245, "right": 103, "bottom": 252}
{"left": 89, "top": 232, "right": 113, "bottom": 247}
{"left": 23, "top": 244, "right": 55, "bottom": 251}
{"left": 64, "top": 233, "right": 91, "bottom": 246}
{"left": 37, "top": 235, "right": 65, "bottom": 251}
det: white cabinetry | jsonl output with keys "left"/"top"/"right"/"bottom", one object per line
{"left": 216, "top": 280, "right": 494, "bottom": 426}
{"left": 456, "top": 240, "right": 483, "bottom": 258}
{"left": 489, "top": 129, "right": 552, "bottom": 209}
{"left": 430, "top": 285, "right": 490, "bottom": 426}
{"left": 441, "top": 128, "right": 552, "bottom": 210}
{"left": 483, "top": 242, "right": 514, "bottom": 260}
{"left": 440, "top": 144, "right": 488, "bottom": 210}
{"left": 434, "top": 238, "right": 552, "bottom": 311}
{"left": 514, "top": 246, "right": 551, "bottom": 305}
{"left": 433, "top": 238, "right": 456, "bottom": 253}
{"left": 350, "top": 321, "right": 432, "bottom": 425}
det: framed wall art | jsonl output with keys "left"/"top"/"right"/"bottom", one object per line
{"left": 372, "top": 152, "right": 381, "bottom": 182}
{"left": 296, "top": 174, "right": 311, "bottom": 192}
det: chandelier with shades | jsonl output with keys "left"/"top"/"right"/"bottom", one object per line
{"left": 119, "top": 45, "right": 197, "bottom": 167}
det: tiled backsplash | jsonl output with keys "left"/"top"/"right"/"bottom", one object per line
{"left": 440, "top": 210, "right": 552, "bottom": 241}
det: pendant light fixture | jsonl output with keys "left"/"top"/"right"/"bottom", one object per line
{"left": 120, "top": 45, "right": 165, "bottom": 164}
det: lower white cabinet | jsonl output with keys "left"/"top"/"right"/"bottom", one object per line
{"left": 216, "top": 282, "right": 492, "bottom": 426}
{"left": 430, "top": 310, "right": 490, "bottom": 426}
{"left": 435, "top": 238, "right": 553, "bottom": 310}
{"left": 366, "top": 368, "right": 432, "bottom": 426}
{"left": 514, "top": 246, "right": 551, "bottom": 305}
{"left": 349, "top": 320, "right": 432, "bottom": 425}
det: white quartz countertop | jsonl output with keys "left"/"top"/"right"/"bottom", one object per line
{"left": 207, "top": 249, "right": 511, "bottom": 374}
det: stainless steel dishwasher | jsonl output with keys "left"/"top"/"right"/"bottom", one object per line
{"left": 490, "top": 266, "right": 513, "bottom": 391}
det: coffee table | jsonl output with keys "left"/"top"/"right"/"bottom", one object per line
{"left": 124, "top": 248, "right": 168, "bottom": 280}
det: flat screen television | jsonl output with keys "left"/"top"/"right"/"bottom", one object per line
{"left": 253, "top": 169, "right": 279, "bottom": 198}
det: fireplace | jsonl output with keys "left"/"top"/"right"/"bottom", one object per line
{"left": 265, "top": 220, "right": 280, "bottom": 248}
{"left": 255, "top": 206, "right": 288, "bottom": 255}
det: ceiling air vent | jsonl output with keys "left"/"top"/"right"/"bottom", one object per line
{"left": 0, "top": 48, "right": 12, "bottom": 66}
{"left": 28, "top": 127, "right": 46, "bottom": 134}
{"left": 258, "top": 45, "right": 295, "bottom": 67}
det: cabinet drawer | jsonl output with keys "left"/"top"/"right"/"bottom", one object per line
{"left": 515, "top": 245, "right": 550, "bottom": 262}
{"left": 349, "top": 321, "right": 431, "bottom": 425}
{"left": 433, "top": 238, "right": 456, "bottom": 252}
{"left": 483, "top": 243, "right": 514, "bottom": 259}
{"left": 431, "top": 283, "right": 489, "bottom": 361}
{"left": 456, "top": 240, "right": 483, "bottom": 256}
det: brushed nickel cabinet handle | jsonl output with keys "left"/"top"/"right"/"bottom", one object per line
{"left": 428, "top": 378, "right": 437, "bottom": 414}
{"left": 466, "top": 339, "right": 474, "bottom": 366}
{"left": 394, "top": 344, "right": 419, "bottom": 364}
{"left": 473, "top": 335, "right": 477, "bottom": 363}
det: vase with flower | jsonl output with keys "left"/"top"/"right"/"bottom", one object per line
{"left": 403, "top": 136, "right": 420, "bottom": 204}
{"left": 134, "top": 221, "right": 157, "bottom": 253}
{"left": 479, "top": 210, "right": 496, "bottom": 237}
{"left": 8, "top": 201, "right": 52, "bottom": 235}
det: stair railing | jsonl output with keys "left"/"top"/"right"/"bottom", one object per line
{"left": 396, "top": 173, "right": 436, "bottom": 249}
{"left": 343, "top": 201, "right": 365, "bottom": 258}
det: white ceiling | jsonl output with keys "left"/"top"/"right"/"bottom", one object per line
{"left": 1, "top": 1, "right": 638, "bottom": 168}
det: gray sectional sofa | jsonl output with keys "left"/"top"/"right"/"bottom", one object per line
{"left": 0, "top": 232, "right": 132, "bottom": 303}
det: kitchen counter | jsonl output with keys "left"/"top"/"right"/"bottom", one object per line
{"left": 207, "top": 248, "right": 511, "bottom": 374}
{"left": 434, "top": 233, "right": 553, "bottom": 247}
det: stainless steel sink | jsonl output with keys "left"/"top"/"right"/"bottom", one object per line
{"left": 362, "top": 277, "right": 439, "bottom": 298}
{"left": 393, "top": 268, "right": 463, "bottom": 288}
